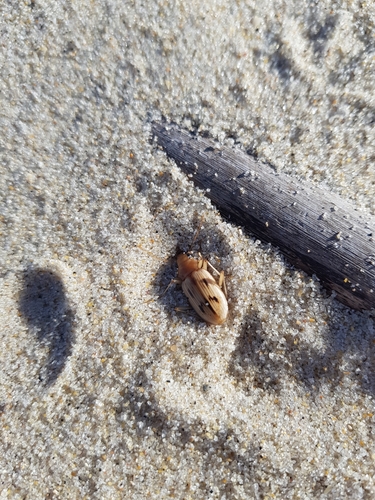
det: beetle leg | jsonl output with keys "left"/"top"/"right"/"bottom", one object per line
{"left": 206, "top": 260, "right": 227, "bottom": 298}
{"left": 159, "top": 278, "right": 181, "bottom": 298}
{"left": 175, "top": 306, "right": 191, "bottom": 312}
{"left": 206, "top": 259, "right": 221, "bottom": 277}
{"left": 218, "top": 270, "right": 227, "bottom": 298}
{"left": 195, "top": 253, "right": 206, "bottom": 270}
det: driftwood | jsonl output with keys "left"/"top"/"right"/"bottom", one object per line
{"left": 152, "top": 122, "right": 375, "bottom": 312}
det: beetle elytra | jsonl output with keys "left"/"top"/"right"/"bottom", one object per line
{"left": 175, "top": 253, "right": 228, "bottom": 325}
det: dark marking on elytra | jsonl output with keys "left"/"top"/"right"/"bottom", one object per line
{"left": 209, "top": 296, "right": 220, "bottom": 303}
{"left": 201, "top": 277, "right": 216, "bottom": 287}
{"left": 206, "top": 302, "right": 216, "bottom": 313}
{"left": 198, "top": 301, "right": 216, "bottom": 315}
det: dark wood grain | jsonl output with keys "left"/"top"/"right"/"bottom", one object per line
{"left": 152, "top": 121, "right": 375, "bottom": 311}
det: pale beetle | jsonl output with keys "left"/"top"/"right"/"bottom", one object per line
{"left": 174, "top": 252, "right": 228, "bottom": 325}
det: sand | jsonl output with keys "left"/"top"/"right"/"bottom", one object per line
{"left": 1, "top": 1, "right": 375, "bottom": 498}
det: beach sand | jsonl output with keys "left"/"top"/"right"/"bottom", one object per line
{"left": 1, "top": 1, "right": 375, "bottom": 498}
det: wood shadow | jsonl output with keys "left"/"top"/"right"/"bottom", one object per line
{"left": 228, "top": 308, "right": 375, "bottom": 399}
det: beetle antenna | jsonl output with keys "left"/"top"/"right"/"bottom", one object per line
{"left": 189, "top": 215, "right": 205, "bottom": 252}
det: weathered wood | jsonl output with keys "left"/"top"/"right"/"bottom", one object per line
{"left": 152, "top": 121, "right": 375, "bottom": 312}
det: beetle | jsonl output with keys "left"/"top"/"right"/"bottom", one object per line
{"left": 175, "top": 252, "right": 228, "bottom": 325}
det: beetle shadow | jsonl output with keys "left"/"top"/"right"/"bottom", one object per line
{"left": 228, "top": 306, "right": 375, "bottom": 400}
{"left": 150, "top": 210, "right": 234, "bottom": 324}
{"left": 18, "top": 267, "right": 75, "bottom": 386}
